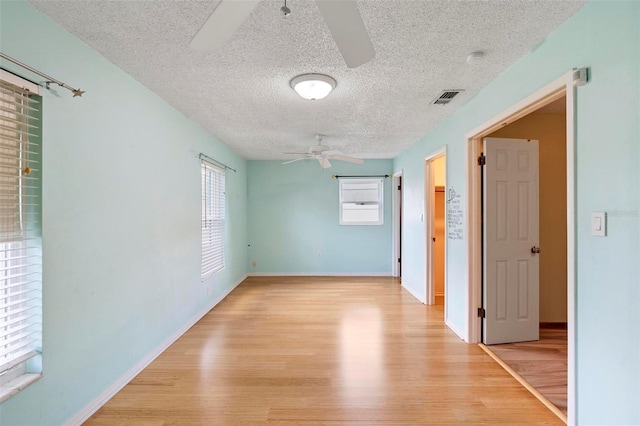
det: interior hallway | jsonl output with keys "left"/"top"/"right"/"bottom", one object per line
{"left": 86, "top": 277, "right": 562, "bottom": 424}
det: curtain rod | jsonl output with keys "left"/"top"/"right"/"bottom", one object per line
{"left": 0, "top": 52, "right": 85, "bottom": 97}
{"left": 331, "top": 174, "right": 390, "bottom": 179}
{"left": 199, "top": 153, "right": 236, "bottom": 173}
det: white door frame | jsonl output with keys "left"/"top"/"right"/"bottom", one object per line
{"left": 392, "top": 171, "right": 403, "bottom": 278}
{"left": 425, "top": 148, "right": 446, "bottom": 306}
{"left": 465, "top": 70, "right": 576, "bottom": 424}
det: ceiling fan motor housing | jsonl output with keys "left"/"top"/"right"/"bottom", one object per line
{"left": 310, "top": 145, "right": 329, "bottom": 154}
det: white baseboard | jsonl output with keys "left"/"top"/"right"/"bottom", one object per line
{"left": 64, "top": 274, "right": 247, "bottom": 426}
{"left": 445, "top": 317, "right": 466, "bottom": 342}
{"left": 248, "top": 272, "right": 392, "bottom": 277}
{"left": 401, "top": 283, "right": 426, "bottom": 304}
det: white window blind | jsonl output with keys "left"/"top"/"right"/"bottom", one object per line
{"left": 0, "top": 78, "right": 42, "bottom": 380}
{"left": 201, "top": 160, "right": 225, "bottom": 279}
{"left": 339, "top": 178, "right": 383, "bottom": 225}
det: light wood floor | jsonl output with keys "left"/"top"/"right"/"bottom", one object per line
{"left": 487, "top": 328, "right": 568, "bottom": 415}
{"left": 86, "top": 277, "right": 562, "bottom": 425}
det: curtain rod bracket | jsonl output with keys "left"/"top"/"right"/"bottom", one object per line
{"left": 1, "top": 52, "right": 85, "bottom": 98}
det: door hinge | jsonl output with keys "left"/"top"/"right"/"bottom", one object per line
{"left": 478, "top": 153, "right": 486, "bottom": 166}
{"left": 397, "top": 185, "right": 401, "bottom": 190}
{"left": 477, "top": 307, "right": 486, "bottom": 318}
{"left": 397, "top": 258, "right": 401, "bottom": 263}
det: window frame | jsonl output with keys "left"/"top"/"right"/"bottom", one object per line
{"left": 0, "top": 71, "right": 43, "bottom": 403}
{"left": 339, "top": 177, "right": 384, "bottom": 226}
{"left": 200, "top": 160, "right": 225, "bottom": 280}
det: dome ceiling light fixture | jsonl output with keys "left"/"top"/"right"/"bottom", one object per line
{"left": 290, "top": 73, "right": 337, "bottom": 100}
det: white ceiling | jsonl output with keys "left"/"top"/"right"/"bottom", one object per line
{"left": 28, "top": 0, "right": 585, "bottom": 160}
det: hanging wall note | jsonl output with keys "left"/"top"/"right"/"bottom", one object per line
{"left": 447, "top": 187, "right": 464, "bottom": 240}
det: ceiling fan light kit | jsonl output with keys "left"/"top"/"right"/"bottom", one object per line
{"left": 290, "top": 73, "right": 337, "bottom": 100}
{"left": 280, "top": 0, "right": 291, "bottom": 16}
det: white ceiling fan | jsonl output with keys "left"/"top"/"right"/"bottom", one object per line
{"left": 282, "top": 135, "right": 364, "bottom": 169}
{"left": 190, "top": 0, "right": 375, "bottom": 68}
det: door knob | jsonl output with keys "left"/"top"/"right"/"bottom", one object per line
{"left": 531, "top": 246, "right": 541, "bottom": 254}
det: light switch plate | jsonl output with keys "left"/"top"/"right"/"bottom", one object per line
{"left": 591, "top": 212, "right": 606, "bottom": 236}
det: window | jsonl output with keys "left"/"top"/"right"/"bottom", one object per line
{"left": 0, "top": 73, "right": 43, "bottom": 402}
{"left": 201, "top": 160, "right": 225, "bottom": 279}
{"left": 339, "top": 178, "right": 383, "bottom": 225}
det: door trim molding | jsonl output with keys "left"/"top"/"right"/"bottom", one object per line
{"left": 392, "top": 170, "right": 403, "bottom": 278}
{"left": 465, "top": 70, "right": 576, "bottom": 425}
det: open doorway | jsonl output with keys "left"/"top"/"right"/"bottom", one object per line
{"left": 425, "top": 150, "right": 446, "bottom": 310}
{"left": 465, "top": 70, "right": 576, "bottom": 423}
{"left": 482, "top": 97, "right": 568, "bottom": 415}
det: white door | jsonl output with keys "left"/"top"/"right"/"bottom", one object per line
{"left": 483, "top": 137, "right": 540, "bottom": 345}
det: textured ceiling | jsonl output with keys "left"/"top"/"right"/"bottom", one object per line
{"left": 28, "top": 0, "right": 585, "bottom": 160}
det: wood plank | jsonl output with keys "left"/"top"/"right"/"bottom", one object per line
{"left": 86, "top": 277, "right": 562, "bottom": 424}
{"left": 487, "top": 327, "right": 568, "bottom": 417}
{"left": 480, "top": 343, "right": 566, "bottom": 424}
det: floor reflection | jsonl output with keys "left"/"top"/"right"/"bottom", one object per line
{"left": 339, "top": 306, "right": 385, "bottom": 403}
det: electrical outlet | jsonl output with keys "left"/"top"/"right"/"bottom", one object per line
{"left": 206, "top": 285, "right": 211, "bottom": 296}
{"left": 252, "top": 261, "right": 257, "bottom": 268}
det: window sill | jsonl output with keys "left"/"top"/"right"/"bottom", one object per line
{"left": 0, "top": 373, "right": 42, "bottom": 403}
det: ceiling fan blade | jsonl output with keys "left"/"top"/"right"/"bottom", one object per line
{"left": 316, "top": 0, "right": 375, "bottom": 68}
{"left": 329, "top": 154, "right": 364, "bottom": 164}
{"left": 190, "top": 0, "right": 260, "bottom": 51}
{"left": 324, "top": 150, "right": 364, "bottom": 164}
{"left": 282, "top": 157, "right": 309, "bottom": 165}
{"left": 318, "top": 157, "right": 332, "bottom": 169}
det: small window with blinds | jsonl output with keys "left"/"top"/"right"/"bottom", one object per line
{"left": 339, "top": 178, "right": 384, "bottom": 225}
{"left": 0, "top": 73, "right": 43, "bottom": 401}
{"left": 201, "top": 160, "right": 225, "bottom": 280}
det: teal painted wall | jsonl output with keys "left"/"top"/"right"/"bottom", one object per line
{"left": 394, "top": 1, "right": 639, "bottom": 423}
{"left": 0, "top": 1, "right": 248, "bottom": 424}
{"left": 2, "top": 0, "right": 638, "bottom": 424}
{"left": 247, "top": 160, "right": 393, "bottom": 274}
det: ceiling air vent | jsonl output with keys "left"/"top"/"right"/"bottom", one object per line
{"left": 432, "top": 90, "right": 464, "bottom": 106}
